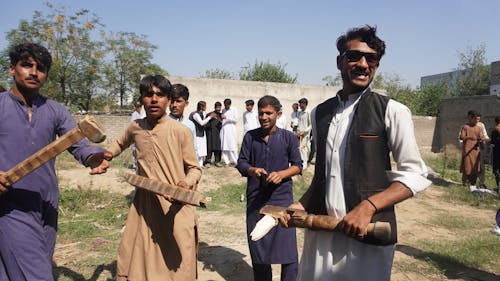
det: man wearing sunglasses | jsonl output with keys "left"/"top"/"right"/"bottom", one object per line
{"left": 285, "top": 25, "right": 431, "bottom": 280}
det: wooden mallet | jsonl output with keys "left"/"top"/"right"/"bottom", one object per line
{"left": 251, "top": 205, "right": 391, "bottom": 243}
{"left": 3, "top": 115, "right": 106, "bottom": 185}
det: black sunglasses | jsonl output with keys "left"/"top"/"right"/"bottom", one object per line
{"left": 342, "top": 50, "right": 379, "bottom": 66}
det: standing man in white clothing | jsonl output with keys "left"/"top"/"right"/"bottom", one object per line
{"left": 296, "top": 98, "right": 311, "bottom": 169}
{"left": 221, "top": 98, "right": 238, "bottom": 166}
{"left": 290, "top": 102, "right": 300, "bottom": 133}
{"left": 191, "top": 101, "right": 216, "bottom": 167}
{"left": 476, "top": 113, "right": 490, "bottom": 188}
{"left": 130, "top": 100, "right": 145, "bottom": 171}
{"left": 284, "top": 25, "right": 431, "bottom": 281}
{"left": 242, "top": 99, "right": 259, "bottom": 136}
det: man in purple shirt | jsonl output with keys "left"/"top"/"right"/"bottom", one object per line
{"left": 0, "top": 43, "right": 110, "bottom": 280}
{"left": 236, "top": 95, "right": 302, "bottom": 281}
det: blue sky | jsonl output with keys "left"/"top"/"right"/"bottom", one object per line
{"left": 1, "top": 0, "right": 499, "bottom": 88}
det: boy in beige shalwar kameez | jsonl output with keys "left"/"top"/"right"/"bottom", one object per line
{"left": 107, "top": 75, "right": 202, "bottom": 281}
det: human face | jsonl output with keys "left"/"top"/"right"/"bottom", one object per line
{"left": 9, "top": 57, "right": 48, "bottom": 94}
{"left": 299, "top": 102, "right": 307, "bottom": 111}
{"left": 142, "top": 86, "right": 170, "bottom": 121}
{"left": 468, "top": 115, "right": 478, "bottom": 124}
{"left": 170, "top": 96, "right": 188, "bottom": 118}
{"left": 337, "top": 39, "right": 379, "bottom": 94}
{"left": 259, "top": 105, "right": 279, "bottom": 132}
{"left": 215, "top": 105, "right": 222, "bottom": 113}
{"left": 224, "top": 102, "right": 231, "bottom": 110}
{"left": 246, "top": 104, "right": 254, "bottom": 112}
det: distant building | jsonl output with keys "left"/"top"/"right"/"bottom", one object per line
{"left": 490, "top": 61, "right": 500, "bottom": 96}
{"left": 420, "top": 70, "right": 461, "bottom": 89}
{"left": 420, "top": 60, "right": 500, "bottom": 96}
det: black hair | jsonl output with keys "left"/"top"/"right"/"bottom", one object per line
{"left": 171, "top": 83, "right": 190, "bottom": 100}
{"left": 197, "top": 101, "right": 206, "bottom": 111}
{"left": 245, "top": 99, "right": 254, "bottom": 106}
{"left": 215, "top": 101, "right": 222, "bottom": 107}
{"left": 336, "top": 25, "right": 386, "bottom": 60}
{"left": 258, "top": 95, "right": 282, "bottom": 112}
{"left": 467, "top": 110, "right": 479, "bottom": 118}
{"left": 223, "top": 98, "right": 231, "bottom": 105}
{"left": 495, "top": 116, "right": 500, "bottom": 125}
{"left": 9, "top": 43, "right": 52, "bottom": 72}
{"left": 139, "top": 75, "right": 172, "bottom": 99}
{"left": 298, "top": 98, "right": 308, "bottom": 105}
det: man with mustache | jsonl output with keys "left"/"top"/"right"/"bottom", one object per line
{"left": 0, "top": 43, "right": 110, "bottom": 280}
{"left": 105, "top": 75, "right": 201, "bottom": 280}
{"left": 284, "top": 26, "right": 431, "bottom": 280}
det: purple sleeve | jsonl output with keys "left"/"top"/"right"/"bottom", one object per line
{"left": 56, "top": 108, "right": 104, "bottom": 166}
{"left": 236, "top": 132, "right": 253, "bottom": 177}
{"left": 287, "top": 130, "right": 303, "bottom": 170}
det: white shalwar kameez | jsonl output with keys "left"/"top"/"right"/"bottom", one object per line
{"left": 192, "top": 113, "right": 212, "bottom": 157}
{"left": 221, "top": 107, "right": 239, "bottom": 165}
{"left": 243, "top": 110, "right": 260, "bottom": 136}
{"left": 298, "top": 89, "right": 431, "bottom": 281}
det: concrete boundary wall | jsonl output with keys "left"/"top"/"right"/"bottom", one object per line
{"left": 76, "top": 114, "right": 436, "bottom": 154}
{"left": 167, "top": 76, "right": 340, "bottom": 141}
{"left": 432, "top": 95, "right": 500, "bottom": 152}
{"left": 77, "top": 76, "right": 437, "bottom": 152}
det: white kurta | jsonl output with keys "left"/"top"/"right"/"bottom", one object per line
{"left": 297, "top": 110, "right": 312, "bottom": 167}
{"left": 298, "top": 90, "right": 431, "bottom": 281}
{"left": 243, "top": 110, "right": 259, "bottom": 136}
{"left": 221, "top": 107, "right": 238, "bottom": 151}
{"left": 192, "top": 112, "right": 212, "bottom": 157}
{"left": 277, "top": 114, "right": 287, "bottom": 130}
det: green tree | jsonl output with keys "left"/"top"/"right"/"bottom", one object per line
{"left": 0, "top": 52, "right": 9, "bottom": 88}
{"left": 455, "top": 44, "right": 490, "bottom": 96}
{"left": 103, "top": 31, "right": 165, "bottom": 108}
{"left": 239, "top": 61, "right": 297, "bottom": 83}
{"left": 201, "top": 68, "right": 233, "bottom": 79}
{"left": 322, "top": 74, "right": 342, "bottom": 86}
{"left": 67, "top": 39, "right": 106, "bottom": 112}
{"left": 2, "top": 3, "right": 105, "bottom": 111}
{"left": 416, "top": 82, "right": 450, "bottom": 116}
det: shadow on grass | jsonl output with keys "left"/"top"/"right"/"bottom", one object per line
{"left": 198, "top": 241, "right": 253, "bottom": 281}
{"left": 396, "top": 244, "right": 499, "bottom": 281}
{"left": 53, "top": 261, "right": 116, "bottom": 281}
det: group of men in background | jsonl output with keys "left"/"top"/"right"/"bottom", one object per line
{"left": 132, "top": 91, "right": 319, "bottom": 171}
{"left": 459, "top": 110, "right": 500, "bottom": 194}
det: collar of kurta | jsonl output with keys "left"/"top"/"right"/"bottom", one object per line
{"left": 336, "top": 87, "right": 369, "bottom": 103}
{"left": 169, "top": 113, "right": 183, "bottom": 121}
{"left": 145, "top": 113, "right": 172, "bottom": 129}
{"left": 8, "top": 91, "right": 43, "bottom": 107}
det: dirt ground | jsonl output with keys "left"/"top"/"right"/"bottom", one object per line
{"left": 55, "top": 165, "right": 499, "bottom": 281}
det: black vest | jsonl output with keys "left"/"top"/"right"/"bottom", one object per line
{"left": 192, "top": 111, "right": 205, "bottom": 137}
{"left": 300, "top": 90, "right": 397, "bottom": 245}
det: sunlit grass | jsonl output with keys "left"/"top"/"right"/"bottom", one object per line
{"left": 200, "top": 170, "right": 313, "bottom": 215}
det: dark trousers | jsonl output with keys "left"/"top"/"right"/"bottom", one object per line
{"left": 252, "top": 262, "right": 297, "bottom": 281}
{"left": 308, "top": 137, "right": 315, "bottom": 163}
{"left": 205, "top": 149, "right": 221, "bottom": 164}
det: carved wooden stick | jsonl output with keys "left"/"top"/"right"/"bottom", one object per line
{"left": 125, "top": 174, "right": 207, "bottom": 208}
{"left": 260, "top": 205, "right": 391, "bottom": 242}
{"left": 4, "top": 115, "right": 106, "bottom": 185}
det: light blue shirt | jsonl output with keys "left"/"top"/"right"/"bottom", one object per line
{"left": 169, "top": 113, "right": 198, "bottom": 157}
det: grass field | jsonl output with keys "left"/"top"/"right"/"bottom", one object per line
{"left": 52, "top": 151, "right": 499, "bottom": 280}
